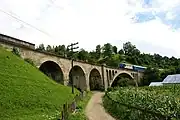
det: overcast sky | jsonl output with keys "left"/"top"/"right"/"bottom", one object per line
{"left": 0, "top": 0, "right": 180, "bottom": 57}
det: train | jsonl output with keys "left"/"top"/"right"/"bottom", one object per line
{"left": 119, "top": 63, "right": 147, "bottom": 72}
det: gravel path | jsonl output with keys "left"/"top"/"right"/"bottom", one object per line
{"left": 85, "top": 92, "right": 115, "bottom": 120}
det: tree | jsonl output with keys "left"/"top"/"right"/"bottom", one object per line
{"left": 54, "top": 45, "right": 66, "bottom": 56}
{"left": 102, "top": 43, "right": 113, "bottom": 58}
{"left": 112, "top": 46, "right": 118, "bottom": 54}
{"left": 118, "top": 49, "right": 124, "bottom": 55}
{"left": 107, "top": 54, "right": 122, "bottom": 67}
{"left": 123, "top": 42, "right": 140, "bottom": 56}
{"left": 36, "top": 44, "right": 45, "bottom": 51}
{"left": 142, "top": 67, "right": 161, "bottom": 86}
{"left": 88, "top": 51, "right": 97, "bottom": 64}
{"left": 95, "top": 45, "right": 101, "bottom": 59}
{"left": 77, "top": 49, "right": 89, "bottom": 61}
{"left": 46, "top": 45, "right": 53, "bottom": 52}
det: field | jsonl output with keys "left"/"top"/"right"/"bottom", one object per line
{"left": 103, "top": 86, "right": 180, "bottom": 120}
{"left": 0, "top": 47, "right": 77, "bottom": 120}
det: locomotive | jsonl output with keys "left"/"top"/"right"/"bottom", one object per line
{"left": 119, "top": 63, "right": 146, "bottom": 72}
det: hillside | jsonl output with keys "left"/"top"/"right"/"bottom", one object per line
{"left": 0, "top": 47, "right": 76, "bottom": 120}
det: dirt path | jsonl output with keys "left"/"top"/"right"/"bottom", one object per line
{"left": 85, "top": 92, "right": 115, "bottom": 120}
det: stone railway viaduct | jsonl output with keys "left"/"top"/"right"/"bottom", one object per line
{"left": 0, "top": 33, "right": 143, "bottom": 91}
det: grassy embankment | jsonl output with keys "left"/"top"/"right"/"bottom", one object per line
{"left": 0, "top": 47, "right": 78, "bottom": 120}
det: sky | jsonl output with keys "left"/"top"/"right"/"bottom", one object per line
{"left": 0, "top": 0, "right": 180, "bottom": 57}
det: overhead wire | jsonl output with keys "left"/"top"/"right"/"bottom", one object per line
{"left": 0, "top": 8, "right": 52, "bottom": 37}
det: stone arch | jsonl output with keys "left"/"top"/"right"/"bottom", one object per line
{"left": 89, "top": 68, "right": 102, "bottom": 90}
{"left": 110, "top": 71, "right": 134, "bottom": 87}
{"left": 69, "top": 65, "right": 86, "bottom": 91}
{"left": 39, "top": 61, "right": 64, "bottom": 84}
{"left": 109, "top": 70, "right": 112, "bottom": 80}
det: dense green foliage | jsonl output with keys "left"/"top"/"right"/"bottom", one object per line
{"left": 111, "top": 77, "right": 136, "bottom": 87}
{"left": 0, "top": 47, "right": 77, "bottom": 120}
{"left": 69, "top": 92, "right": 92, "bottom": 120}
{"left": 141, "top": 67, "right": 161, "bottom": 86}
{"left": 12, "top": 47, "right": 21, "bottom": 57}
{"left": 36, "top": 42, "right": 180, "bottom": 85}
{"left": 103, "top": 86, "right": 180, "bottom": 120}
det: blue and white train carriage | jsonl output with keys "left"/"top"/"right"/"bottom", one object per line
{"left": 119, "top": 63, "right": 146, "bottom": 72}
{"left": 132, "top": 65, "right": 147, "bottom": 72}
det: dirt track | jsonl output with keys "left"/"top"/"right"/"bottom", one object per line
{"left": 85, "top": 92, "right": 115, "bottom": 120}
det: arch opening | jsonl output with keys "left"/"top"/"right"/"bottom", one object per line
{"left": 112, "top": 70, "right": 115, "bottom": 77}
{"left": 39, "top": 61, "right": 64, "bottom": 83}
{"left": 109, "top": 70, "right": 112, "bottom": 81}
{"left": 69, "top": 66, "right": 86, "bottom": 91}
{"left": 111, "top": 73, "right": 135, "bottom": 87}
{"left": 89, "top": 69, "right": 102, "bottom": 91}
{"left": 106, "top": 70, "right": 110, "bottom": 86}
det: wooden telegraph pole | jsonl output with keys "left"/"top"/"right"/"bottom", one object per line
{"left": 67, "top": 42, "right": 79, "bottom": 94}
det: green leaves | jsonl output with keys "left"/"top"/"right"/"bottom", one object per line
{"left": 103, "top": 86, "right": 180, "bottom": 120}
{"left": 142, "top": 67, "right": 161, "bottom": 86}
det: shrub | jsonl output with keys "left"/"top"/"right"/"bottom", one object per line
{"left": 99, "top": 85, "right": 105, "bottom": 91}
{"left": 12, "top": 47, "right": 21, "bottom": 57}
{"left": 24, "top": 58, "right": 35, "bottom": 66}
{"left": 103, "top": 86, "right": 180, "bottom": 120}
{"left": 107, "top": 87, "right": 113, "bottom": 92}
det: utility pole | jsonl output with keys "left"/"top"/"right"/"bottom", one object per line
{"left": 67, "top": 42, "right": 79, "bottom": 94}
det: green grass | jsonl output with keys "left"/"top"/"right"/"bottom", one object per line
{"left": 0, "top": 47, "right": 77, "bottom": 120}
{"left": 69, "top": 92, "right": 92, "bottom": 120}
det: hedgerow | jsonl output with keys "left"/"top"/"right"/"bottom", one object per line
{"left": 103, "top": 86, "right": 180, "bottom": 120}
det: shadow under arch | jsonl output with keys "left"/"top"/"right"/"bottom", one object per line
{"left": 89, "top": 68, "right": 102, "bottom": 91}
{"left": 69, "top": 65, "right": 87, "bottom": 91}
{"left": 111, "top": 72, "right": 134, "bottom": 87}
{"left": 39, "top": 61, "right": 64, "bottom": 84}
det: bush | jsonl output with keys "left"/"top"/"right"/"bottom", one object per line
{"left": 103, "top": 86, "right": 180, "bottom": 120}
{"left": 99, "top": 85, "right": 105, "bottom": 91}
{"left": 107, "top": 87, "right": 113, "bottom": 92}
{"left": 112, "top": 77, "right": 136, "bottom": 87}
{"left": 12, "top": 47, "right": 21, "bottom": 57}
{"left": 24, "top": 58, "right": 35, "bottom": 66}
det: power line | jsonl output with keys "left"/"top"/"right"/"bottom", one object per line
{"left": 0, "top": 8, "right": 52, "bottom": 37}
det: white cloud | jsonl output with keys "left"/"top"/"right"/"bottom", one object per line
{"left": 165, "top": 12, "right": 176, "bottom": 20}
{"left": 150, "top": 0, "right": 180, "bottom": 11}
{"left": 0, "top": 0, "right": 180, "bottom": 57}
